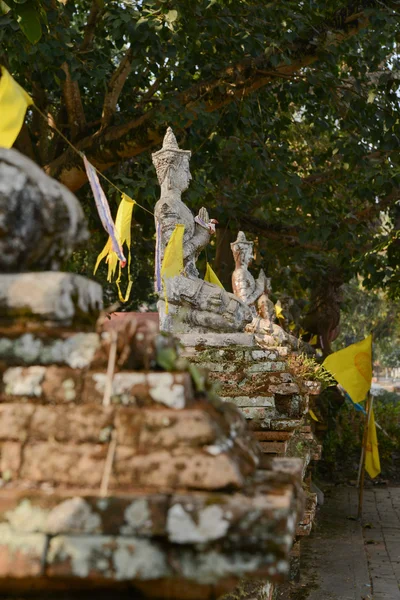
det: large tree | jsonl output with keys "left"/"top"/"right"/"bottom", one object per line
{"left": 1, "top": 0, "right": 400, "bottom": 309}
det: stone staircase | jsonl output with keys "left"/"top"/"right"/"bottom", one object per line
{"left": 0, "top": 293, "right": 305, "bottom": 599}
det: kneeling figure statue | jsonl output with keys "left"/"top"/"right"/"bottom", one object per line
{"left": 152, "top": 129, "right": 252, "bottom": 333}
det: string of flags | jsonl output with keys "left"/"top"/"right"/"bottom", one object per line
{"left": 0, "top": 66, "right": 223, "bottom": 302}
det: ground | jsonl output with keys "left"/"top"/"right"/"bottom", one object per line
{"left": 279, "top": 485, "right": 400, "bottom": 600}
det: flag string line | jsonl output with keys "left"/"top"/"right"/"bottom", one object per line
{"left": 32, "top": 104, "right": 154, "bottom": 217}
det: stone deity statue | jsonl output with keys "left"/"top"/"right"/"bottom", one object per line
{"left": 152, "top": 128, "right": 252, "bottom": 333}
{"left": 231, "top": 231, "right": 298, "bottom": 346}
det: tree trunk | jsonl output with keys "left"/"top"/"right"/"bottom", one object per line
{"left": 215, "top": 227, "right": 235, "bottom": 292}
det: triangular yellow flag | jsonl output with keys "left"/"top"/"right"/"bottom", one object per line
{"left": 275, "top": 302, "right": 284, "bottom": 320}
{"left": 0, "top": 67, "right": 33, "bottom": 148}
{"left": 204, "top": 262, "right": 224, "bottom": 289}
{"left": 323, "top": 335, "right": 372, "bottom": 404}
{"left": 161, "top": 224, "right": 185, "bottom": 313}
{"left": 310, "top": 334, "right": 318, "bottom": 345}
{"left": 365, "top": 408, "right": 381, "bottom": 479}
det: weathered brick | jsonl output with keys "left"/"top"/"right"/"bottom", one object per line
{"left": 0, "top": 404, "right": 34, "bottom": 440}
{"left": 1, "top": 440, "right": 22, "bottom": 479}
{"left": 111, "top": 449, "right": 246, "bottom": 490}
{"left": 274, "top": 393, "right": 307, "bottom": 419}
{"left": 115, "top": 407, "right": 224, "bottom": 449}
{"left": 83, "top": 371, "right": 193, "bottom": 408}
{"left": 241, "top": 407, "right": 277, "bottom": 422}
{"left": 245, "top": 362, "right": 287, "bottom": 374}
{"left": 269, "top": 418, "right": 303, "bottom": 432}
{"left": 0, "top": 332, "right": 101, "bottom": 368}
{"left": 41, "top": 366, "right": 84, "bottom": 403}
{"left": 259, "top": 441, "right": 288, "bottom": 455}
{"left": 29, "top": 405, "right": 114, "bottom": 443}
{"left": 267, "top": 382, "right": 300, "bottom": 395}
{"left": 19, "top": 442, "right": 107, "bottom": 487}
{"left": 2, "top": 366, "right": 46, "bottom": 398}
{"left": 221, "top": 396, "right": 275, "bottom": 408}
{"left": 46, "top": 533, "right": 169, "bottom": 580}
{"left": 0, "top": 525, "right": 47, "bottom": 577}
{"left": 253, "top": 431, "right": 292, "bottom": 441}
{"left": 138, "top": 410, "right": 221, "bottom": 450}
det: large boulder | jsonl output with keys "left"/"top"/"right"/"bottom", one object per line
{"left": 0, "top": 148, "right": 88, "bottom": 272}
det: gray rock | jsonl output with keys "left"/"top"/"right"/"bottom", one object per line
{"left": 0, "top": 272, "right": 103, "bottom": 324}
{"left": 0, "top": 148, "right": 88, "bottom": 271}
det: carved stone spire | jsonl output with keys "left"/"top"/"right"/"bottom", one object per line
{"left": 162, "top": 127, "right": 180, "bottom": 151}
{"left": 152, "top": 127, "right": 191, "bottom": 185}
{"left": 231, "top": 231, "right": 253, "bottom": 249}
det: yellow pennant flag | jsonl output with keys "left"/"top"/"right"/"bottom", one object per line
{"left": 310, "top": 334, "right": 318, "bottom": 345}
{"left": 161, "top": 224, "right": 185, "bottom": 314}
{"left": 204, "top": 262, "right": 224, "bottom": 289}
{"left": 275, "top": 302, "right": 284, "bottom": 320}
{"left": 0, "top": 67, "right": 33, "bottom": 148}
{"left": 94, "top": 194, "right": 135, "bottom": 302}
{"left": 323, "top": 335, "right": 372, "bottom": 404}
{"left": 365, "top": 408, "right": 381, "bottom": 479}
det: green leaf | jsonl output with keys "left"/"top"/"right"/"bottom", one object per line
{"left": 156, "top": 347, "right": 177, "bottom": 371}
{"left": 16, "top": 3, "right": 41, "bottom": 43}
{"left": 166, "top": 9, "right": 178, "bottom": 23}
{"left": 187, "top": 363, "right": 206, "bottom": 393}
{"left": 0, "top": 1, "right": 10, "bottom": 15}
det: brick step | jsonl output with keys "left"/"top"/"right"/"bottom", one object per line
{"left": 253, "top": 431, "right": 293, "bottom": 441}
{"left": 259, "top": 441, "right": 288, "bottom": 455}
{"left": 247, "top": 417, "right": 303, "bottom": 432}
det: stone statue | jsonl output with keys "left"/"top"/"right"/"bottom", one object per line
{"left": 231, "top": 231, "right": 299, "bottom": 347}
{"left": 0, "top": 148, "right": 88, "bottom": 272}
{"left": 0, "top": 148, "right": 102, "bottom": 326}
{"left": 231, "top": 232, "right": 276, "bottom": 328}
{"left": 152, "top": 128, "right": 252, "bottom": 333}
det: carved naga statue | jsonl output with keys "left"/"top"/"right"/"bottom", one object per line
{"left": 152, "top": 128, "right": 252, "bottom": 333}
{"left": 231, "top": 231, "right": 299, "bottom": 347}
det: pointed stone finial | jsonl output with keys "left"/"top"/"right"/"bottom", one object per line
{"left": 152, "top": 127, "right": 191, "bottom": 184}
{"left": 162, "top": 127, "right": 180, "bottom": 151}
{"left": 231, "top": 231, "right": 253, "bottom": 249}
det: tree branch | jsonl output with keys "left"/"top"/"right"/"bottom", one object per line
{"left": 101, "top": 48, "right": 134, "bottom": 129}
{"left": 46, "top": 1, "right": 386, "bottom": 191}
{"left": 61, "top": 62, "right": 86, "bottom": 141}
{"left": 80, "top": 0, "right": 103, "bottom": 52}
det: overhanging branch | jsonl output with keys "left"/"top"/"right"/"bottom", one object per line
{"left": 101, "top": 48, "right": 134, "bottom": 129}
{"left": 46, "top": 1, "right": 389, "bottom": 191}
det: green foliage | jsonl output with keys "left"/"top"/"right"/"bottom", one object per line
{"left": 318, "top": 389, "right": 400, "bottom": 481}
{"left": 1, "top": 1, "right": 400, "bottom": 305}
{"left": 287, "top": 353, "right": 336, "bottom": 390}
{"left": 334, "top": 278, "right": 400, "bottom": 368}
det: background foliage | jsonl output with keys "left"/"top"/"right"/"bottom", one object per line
{"left": 1, "top": 0, "right": 400, "bottom": 315}
{"left": 334, "top": 278, "right": 400, "bottom": 368}
{"left": 317, "top": 389, "right": 400, "bottom": 482}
